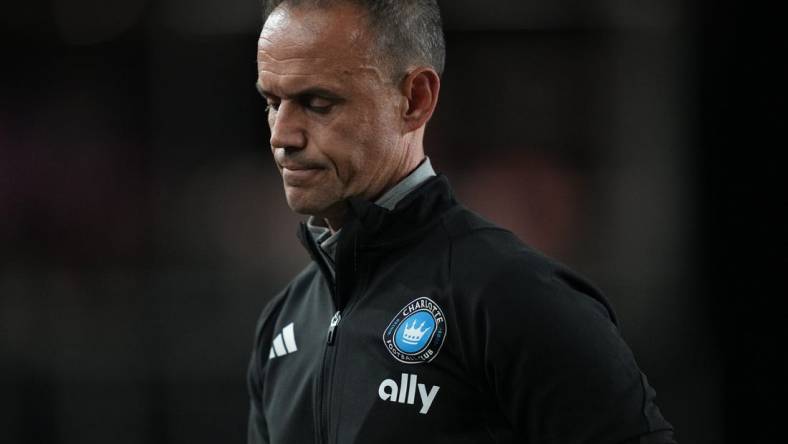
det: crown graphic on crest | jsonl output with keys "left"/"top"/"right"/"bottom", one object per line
{"left": 402, "top": 319, "right": 432, "bottom": 345}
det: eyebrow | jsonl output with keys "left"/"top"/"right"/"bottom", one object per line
{"left": 255, "top": 82, "right": 343, "bottom": 101}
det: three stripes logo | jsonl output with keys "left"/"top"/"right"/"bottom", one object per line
{"left": 268, "top": 322, "right": 298, "bottom": 360}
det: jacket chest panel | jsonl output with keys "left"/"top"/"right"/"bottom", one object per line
{"left": 322, "top": 282, "right": 489, "bottom": 442}
{"left": 261, "top": 232, "right": 494, "bottom": 442}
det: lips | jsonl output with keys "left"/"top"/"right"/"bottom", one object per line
{"left": 280, "top": 162, "right": 320, "bottom": 171}
{"left": 281, "top": 165, "right": 323, "bottom": 185}
{"left": 274, "top": 149, "right": 325, "bottom": 185}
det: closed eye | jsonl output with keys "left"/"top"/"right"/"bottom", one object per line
{"left": 300, "top": 95, "right": 335, "bottom": 114}
{"left": 255, "top": 82, "right": 343, "bottom": 115}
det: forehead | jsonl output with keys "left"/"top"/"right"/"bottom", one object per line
{"left": 257, "top": 3, "right": 382, "bottom": 92}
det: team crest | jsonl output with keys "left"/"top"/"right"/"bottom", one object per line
{"left": 383, "top": 297, "right": 447, "bottom": 364}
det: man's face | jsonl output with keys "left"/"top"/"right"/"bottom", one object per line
{"left": 257, "top": 3, "right": 406, "bottom": 221}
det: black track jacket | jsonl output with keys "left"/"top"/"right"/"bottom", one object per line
{"left": 248, "top": 175, "right": 676, "bottom": 444}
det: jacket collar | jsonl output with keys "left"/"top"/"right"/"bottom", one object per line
{"left": 344, "top": 174, "right": 456, "bottom": 246}
{"left": 296, "top": 174, "right": 456, "bottom": 255}
{"left": 296, "top": 174, "right": 456, "bottom": 309}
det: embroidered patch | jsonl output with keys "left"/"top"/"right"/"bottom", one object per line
{"left": 383, "top": 297, "right": 447, "bottom": 364}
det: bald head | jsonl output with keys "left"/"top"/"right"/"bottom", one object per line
{"left": 262, "top": 0, "right": 445, "bottom": 82}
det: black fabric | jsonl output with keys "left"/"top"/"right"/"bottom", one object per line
{"left": 248, "top": 175, "right": 676, "bottom": 444}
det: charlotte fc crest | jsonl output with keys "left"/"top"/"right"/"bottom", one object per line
{"left": 383, "top": 297, "right": 447, "bottom": 364}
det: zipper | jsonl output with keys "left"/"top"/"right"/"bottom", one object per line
{"left": 316, "top": 310, "right": 342, "bottom": 444}
{"left": 300, "top": 222, "right": 342, "bottom": 444}
{"left": 301, "top": 221, "right": 359, "bottom": 444}
{"left": 327, "top": 311, "right": 341, "bottom": 345}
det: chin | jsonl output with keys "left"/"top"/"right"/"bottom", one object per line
{"left": 286, "top": 191, "right": 348, "bottom": 223}
{"left": 285, "top": 199, "right": 321, "bottom": 216}
{"left": 285, "top": 190, "right": 332, "bottom": 217}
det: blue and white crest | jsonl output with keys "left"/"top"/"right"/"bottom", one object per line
{"left": 383, "top": 297, "right": 447, "bottom": 364}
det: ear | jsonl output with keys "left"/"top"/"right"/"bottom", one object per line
{"left": 400, "top": 67, "right": 441, "bottom": 133}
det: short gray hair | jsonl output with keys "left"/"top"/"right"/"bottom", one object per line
{"left": 262, "top": 0, "right": 446, "bottom": 79}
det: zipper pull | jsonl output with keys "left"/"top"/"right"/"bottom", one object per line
{"left": 326, "top": 311, "right": 342, "bottom": 345}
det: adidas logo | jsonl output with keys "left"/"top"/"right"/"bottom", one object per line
{"left": 378, "top": 373, "right": 440, "bottom": 414}
{"left": 268, "top": 322, "right": 298, "bottom": 359}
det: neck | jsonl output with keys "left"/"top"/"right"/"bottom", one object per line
{"left": 324, "top": 216, "right": 342, "bottom": 234}
{"left": 320, "top": 202, "right": 348, "bottom": 234}
{"left": 372, "top": 131, "right": 425, "bottom": 199}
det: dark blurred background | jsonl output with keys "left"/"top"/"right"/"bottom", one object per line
{"left": 1, "top": 0, "right": 784, "bottom": 443}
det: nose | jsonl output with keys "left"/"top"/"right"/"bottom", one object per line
{"left": 269, "top": 101, "right": 306, "bottom": 150}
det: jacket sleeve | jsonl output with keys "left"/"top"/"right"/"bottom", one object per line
{"left": 247, "top": 286, "right": 291, "bottom": 444}
{"left": 479, "top": 268, "right": 676, "bottom": 443}
{"left": 247, "top": 343, "right": 269, "bottom": 444}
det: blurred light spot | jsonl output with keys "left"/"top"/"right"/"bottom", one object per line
{"left": 53, "top": 0, "right": 148, "bottom": 45}
{"left": 456, "top": 152, "right": 582, "bottom": 260}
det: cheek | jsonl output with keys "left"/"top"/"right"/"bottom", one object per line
{"left": 316, "top": 122, "right": 364, "bottom": 176}
{"left": 334, "top": 134, "right": 368, "bottom": 186}
{"left": 315, "top": 98, "right": 398, "bottom": 187}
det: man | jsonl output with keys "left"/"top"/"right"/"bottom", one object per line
{"left": 248, "top": 1, "right": 676, "bottom": 443}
